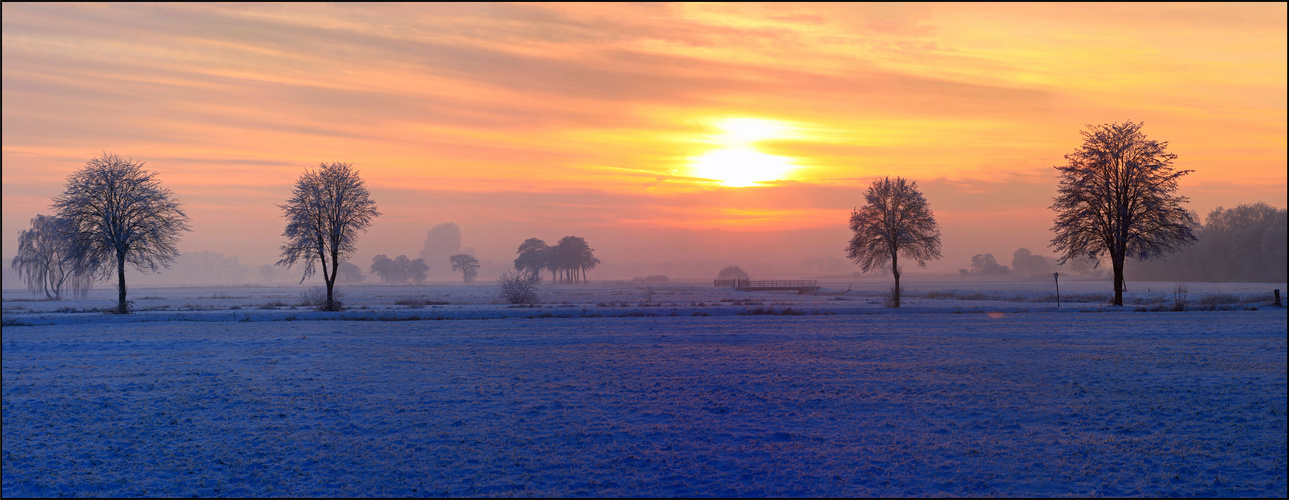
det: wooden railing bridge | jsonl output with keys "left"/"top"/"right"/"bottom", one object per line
{"left": 713, "top": 279, "right": 820, "bottom": 294}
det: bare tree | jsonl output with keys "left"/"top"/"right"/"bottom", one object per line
{"left": 277, "top": 162, "right": 380, "bottom": 311}
{"left": 846, "top": 176, "right": 941, "bottom": 307}
{"left": 52, "top": 153, "right": 190, "bottom": 313}
{"left": 449, "top": 253, "right": 480, "bottom": 283}
{"left": 11, "top": 214, "right": 93, "bottom": 300}
{"left": 1050, "top": 121, "right": 1196, "bottom": 306}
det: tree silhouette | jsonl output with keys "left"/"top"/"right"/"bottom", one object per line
{"left": 370, "top": 254, "right": 394, "bottom": 282}
{"left": 970, "top": 253, "right": 1009, "bottom": 275}
{"left": 559, "top": 236, "right": 599, "bottom": 283}
{"left": 277, "top": 162, "right": 380, "bottom": 311}
{"left": 514, "top": 238, "right": 550, "bottom": 278}
{"left": 394, "top": 255, "right": 411, "bottom": 282}
{"left": 1126, "top": 203, "right": 1286, "bottom": 282}
{"left": 549, "top": 236, "right": 598, "bottom": 283}
{"left": 1011, "top": 248, "right": 1053, "bottom": 277}
{"left": 52, "top": 153, "right": 190, "bottom": 313}
{"left": 549, "top": 238, "right": 574, "bottom": 282}
{"left": 408, "top": 258, "right": 429, "bottom": 284}
{"left": 449, "top": 253, "right": 480, "bottom": 283}
{"left": 1050, "top": 121, "right": 1196, "bottom": 306}
{"left": 337, "top": 260, "right": 365, "bottom": 284}
{"left": 11, "top": 214, "right": 93, "bottom": 300}
{"left": 716, "top": 265, "right": 750, "bottom": 281}
{"left": 846, "top": 176, "right": 941, "bottom": 307}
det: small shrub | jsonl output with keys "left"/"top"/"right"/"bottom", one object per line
{"left": 498, "top": 271, "right": 541, "bottom": 304}
{"left": 882, "top": 284, "right": 902, "bottom": 308}
{"left": 1172, "top": 284, "right": 1188, "bottom": 311}
{"left": 1062, "top": 293, "right": 1112, "bottom": 303}
{"left": 1239, "top": 293, "right": 1274, "bottom": 305}
{"left": 299, "top": 287, "right": 344, "bottom": 311}
{"left": 1197, "top": 293, "right": 1239, "bottom": 307}
{"left": 393, "top": 297, "right": 448, "bottom": 308}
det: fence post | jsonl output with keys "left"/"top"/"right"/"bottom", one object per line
{"left": 1276, "top": 289, "right": 1282, "bottom": 307}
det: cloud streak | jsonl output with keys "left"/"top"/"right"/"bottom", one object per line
{"left": 3, "top": 3, "right": 1284, "bottom": 275}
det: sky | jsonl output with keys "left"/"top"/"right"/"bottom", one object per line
{"left": 3, "top": 3, "right": 1286, "bottom": 281}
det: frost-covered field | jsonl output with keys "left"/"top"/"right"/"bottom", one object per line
{"left": 3, "top": 280, "right": 1286, "bottom": 497}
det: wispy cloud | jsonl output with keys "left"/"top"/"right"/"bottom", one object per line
{"left": 3, "top": 3, "right": 1284, "bottom": 272}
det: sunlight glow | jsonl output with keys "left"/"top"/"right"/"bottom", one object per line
{"left": 713, "top": 118, "right": 791, "bottom": 144}
{"left": 688, "top": 117, "right": 800, "bottom": 187}
{"left": 690, "top": 148, "right": 796, "bottom": 188}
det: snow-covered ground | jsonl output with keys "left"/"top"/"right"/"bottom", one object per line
{"left": 3, "top": 280, "right": 1286, "bottom": 496}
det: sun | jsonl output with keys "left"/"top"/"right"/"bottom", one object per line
{"left": 690, "top": 149, "right": 796, "bottom": 188}
{"left": 687, "top": 117, "right": 800, "bottom": 187}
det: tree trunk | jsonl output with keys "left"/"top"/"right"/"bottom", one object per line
{"left": 1112, "top": 255, "right": 1125, "bottom": 306}
{"left": 117, "top": 251, "right": 128, "bottom": 314}
{"left": 326, "top": 250, "right": 338, "bottom": 311}
{"left": 891, "top": 249, "right": 901, "bottom": 308}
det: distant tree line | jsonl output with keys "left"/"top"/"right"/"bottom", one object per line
{"left": 370, "top": 254, "right": 429, "bottom": 284}
{"left": 958, "top": 248, "right": 1090, "bottom": 279}
{"left": 513, "top": 236, "right": 600, "bottom": 283}
{"left": 337, "top": 260, "right": 365, "bottom": 284}
{"left": 1126, "top": 203, "right": 1287, "bottom": 282}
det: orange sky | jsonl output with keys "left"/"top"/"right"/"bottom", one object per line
{"left": 3, "top": 3, "right": 1286, "bottom": 279}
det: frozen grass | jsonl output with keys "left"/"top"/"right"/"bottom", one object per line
{"left": 2, "top": 281, "right": 1286, "bottom": 496}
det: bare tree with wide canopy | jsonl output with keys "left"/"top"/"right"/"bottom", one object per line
{"left": 846, "top": 176, "right": 941, "bottom": 308}
{"left": 449, "top": 253, "right": 480, "bottom": 283}
{"left": 277, "top": 162, "right": 380, "bottom": 311}
{"left": 52, "top": 153, "right": 190, "bottom": 313}
{"left": 11, "top": 214, "right": 94, "bottom": 300}
{"left": 1050, "top": 121, "right": 1196, "bottom": 306}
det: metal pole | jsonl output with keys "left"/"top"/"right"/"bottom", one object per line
{"left": 1054, "top": 272, "right": 1061, "bottom": 308}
